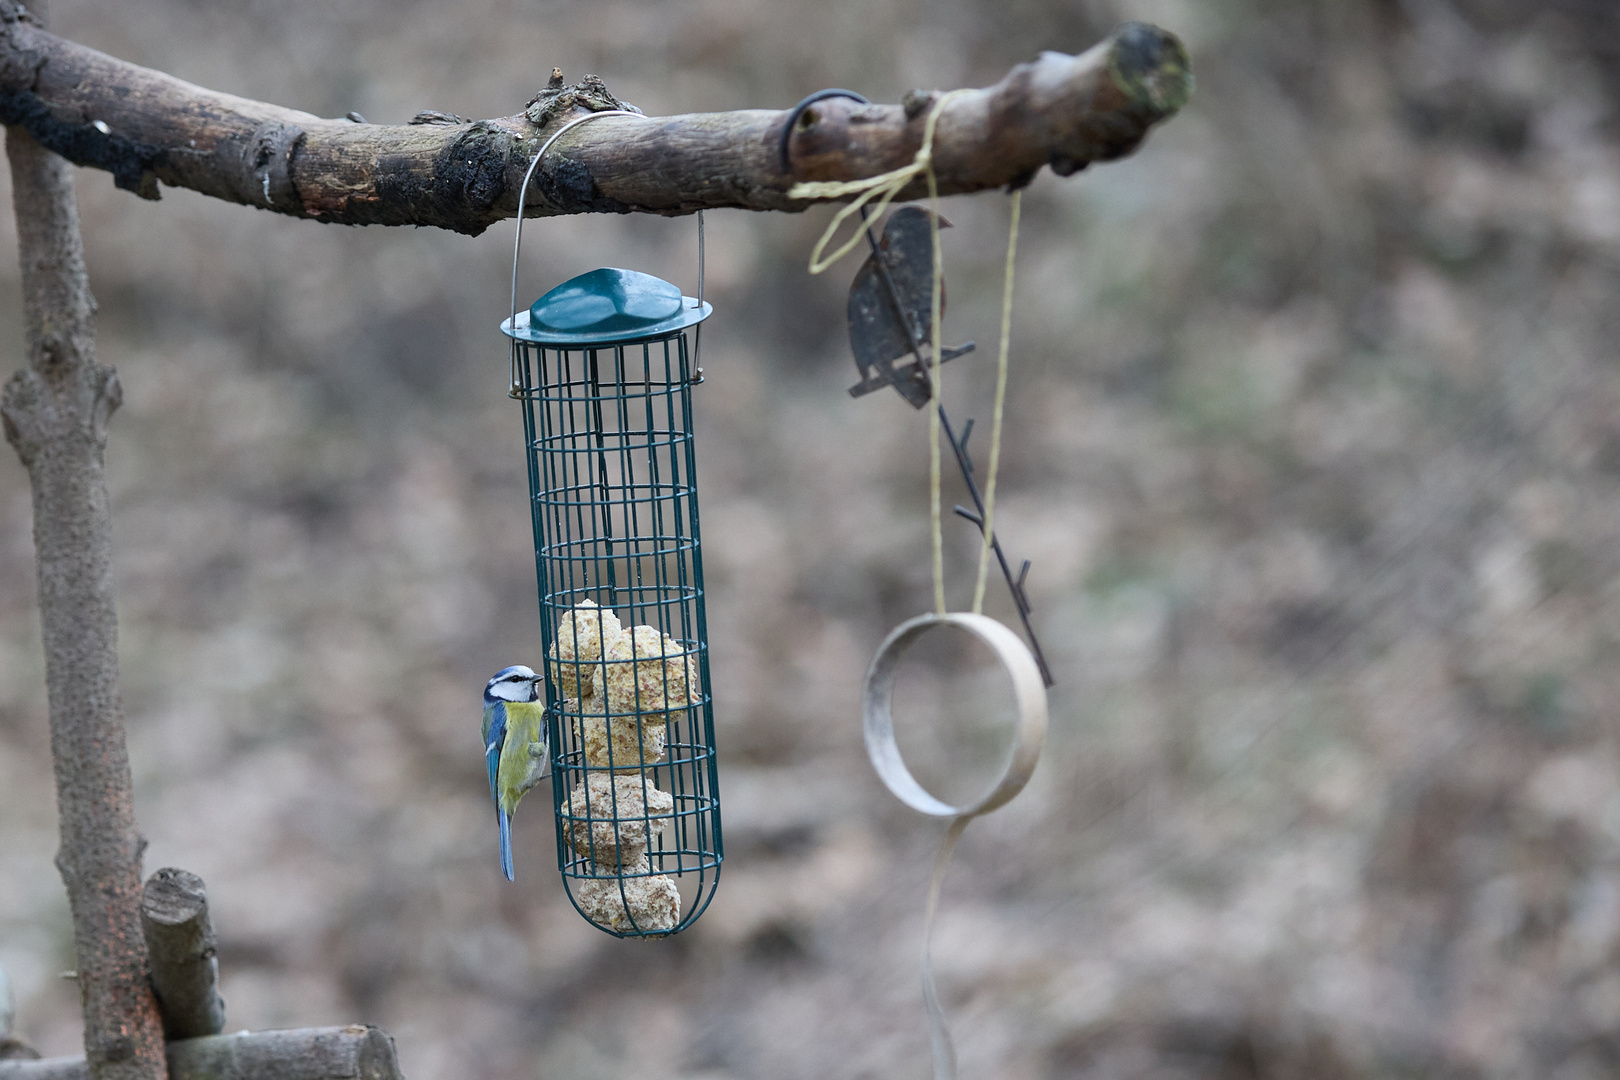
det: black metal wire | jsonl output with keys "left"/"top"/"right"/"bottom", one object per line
{"left": 779, "top": 88, "right": 871, "bottom": 173}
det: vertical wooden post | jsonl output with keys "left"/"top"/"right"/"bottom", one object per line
{"left": 0, "top": 119, "right": 167, "bottom": 1080}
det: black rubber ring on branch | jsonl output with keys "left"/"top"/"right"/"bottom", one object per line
{"left": 778, "top": 88, "right": 871, "bottom": 174}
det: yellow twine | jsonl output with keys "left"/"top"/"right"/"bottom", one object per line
{"left": 792, "top": 88, "right": 1023, "bottom": 619}
{"left": 927, "top": 149, "right": 947, "bottom": 615}
{"left": 793, "top": 88, "right": 975, "bottom": 276}
{"left": 971, "top": 190, "right": 1021, "bottom": 614}
{"left": 921, "top": 196, "right": 1020, "bottom": 1078}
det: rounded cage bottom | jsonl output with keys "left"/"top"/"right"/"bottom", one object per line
{"left": 551, "top": 735, "right": 721, "bottom": 938}
{"left": 557, "top": 858, "right": 722, "bottom": 938}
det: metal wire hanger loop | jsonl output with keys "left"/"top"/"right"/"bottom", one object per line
{"left": 509, "top": 108, "right": 645, "bottom": 393}
{"left": 507, "top": 108, "right": 708, "bottom": 393}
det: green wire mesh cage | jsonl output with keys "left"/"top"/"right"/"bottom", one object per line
{"left": 502, "top": 267, "right": 722, "bottom": 937}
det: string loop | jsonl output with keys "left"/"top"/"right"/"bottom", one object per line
{"left": 791, "top": 88, "right": 975, "bottom": 275}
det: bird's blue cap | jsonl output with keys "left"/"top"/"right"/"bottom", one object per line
{"left": 502, "top": 267, "right": 711, "bottom": 346}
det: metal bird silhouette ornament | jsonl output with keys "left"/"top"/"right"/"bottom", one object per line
{"left": 847, "top": 206, "right": 977, "bottom": 407}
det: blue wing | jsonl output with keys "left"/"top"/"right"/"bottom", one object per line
{"left": 483, "top": 702, "right": 506, "bottom": 799}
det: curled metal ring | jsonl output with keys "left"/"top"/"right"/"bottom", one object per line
{"left": 862, "top": 611, "right": 1047, "bottom": 819}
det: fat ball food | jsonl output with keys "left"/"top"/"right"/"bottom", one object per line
{"left": 604, "top": 623, "right": 699, "bottom": 720}
{"left": 576, "top": 857, "right": 681, "bottom": 934}
{"left": 545, "top": 602, "right": 692, "bottom": 932}
{"left": 582, "top": 713, "right": 668, "bottom": 772}
{"left": 548, "top": 600, "right": 622, "bottom": 699}
{"left": 565, "top": 773, "right": 674, "bottom": 867}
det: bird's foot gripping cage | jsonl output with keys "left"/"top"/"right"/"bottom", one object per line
{"left": 503, "top": 267, "right": 722, "bottom": 937}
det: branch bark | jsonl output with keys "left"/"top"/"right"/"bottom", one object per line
{"left": 0, "top": 2, "right": 1190, "bottom": 235}
{"left": 139, "top": 870, "right": 225, "bottom": 1042}
{"left": 1, "top": 116, "right": 165, "bottom": 1080}
{"left": 0, "top": 1027, "right": 403, "bottom": 1080}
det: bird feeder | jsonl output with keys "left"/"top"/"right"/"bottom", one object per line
{"left": 502, "top": 266, "right": 722, "bottom": 937}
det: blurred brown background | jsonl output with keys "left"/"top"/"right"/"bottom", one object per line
{"left": 5, "top": 0, "right": 1620, "bottom": 1077}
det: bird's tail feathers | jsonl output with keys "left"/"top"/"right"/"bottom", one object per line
{"left": 499, "top": 809, "right": 515, "bottom": 882}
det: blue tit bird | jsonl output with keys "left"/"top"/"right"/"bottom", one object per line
{"left": 482, "top": 665, "right": 549, "bottom": 881}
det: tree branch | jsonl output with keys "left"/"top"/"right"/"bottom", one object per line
{"left": 0, "top": 2, "right": 1190, "bottom": 235}
{"left": 139, "top": 871, "right": 225, "bottom": 1042}
{"left": 1, "top": 116, "right": 165, "bottom": 1079}
{"left": 0, "top": 1027, "right": 403, "bottom": 1080}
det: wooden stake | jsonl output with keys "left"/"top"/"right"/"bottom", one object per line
{"left": 139, "top": 871, "right": 225, "bottom": 1042}
{"left": 0, "top": 1027, "right": 403, "bottom": 1080}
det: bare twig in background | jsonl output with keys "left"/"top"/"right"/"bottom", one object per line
{"left": 138, "top": 871, "right": 224, "bottom": 1043}
{"left": 0, "top": 2, "right": 1189, "bottom": 234}
{"left": 0, "top": 1027, "right": 403, "bottom": 1080}
{"left": 0, "top": 119, "right": 165, "bottom": 1080}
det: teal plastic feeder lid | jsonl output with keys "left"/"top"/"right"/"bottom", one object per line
{"left": 502, "top": 267, "right": 711, "bottom": 346}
